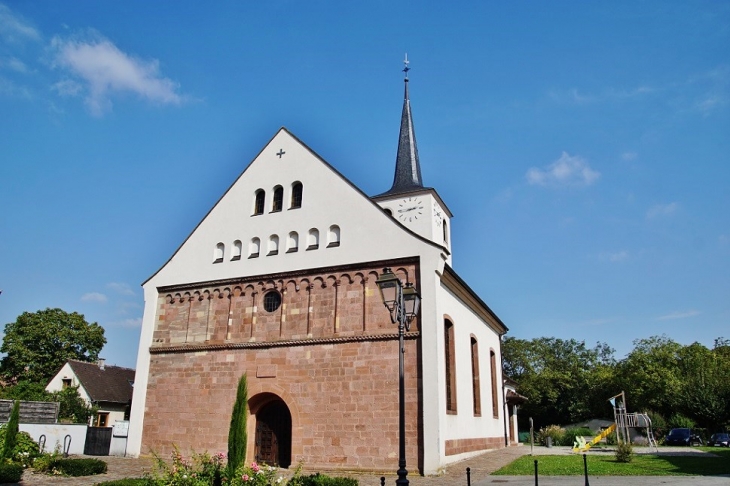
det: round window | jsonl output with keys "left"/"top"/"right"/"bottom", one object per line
{"left": 263, "top": 291, "right": 281, "bottom": 313}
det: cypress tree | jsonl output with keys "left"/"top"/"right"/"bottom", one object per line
{"left": 227, "top": 373, "right": 248, "bottom": 479}
{"left": 2, "top": 400, "right": 20, "bottom": 460}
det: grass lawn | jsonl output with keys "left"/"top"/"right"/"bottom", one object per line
{"left": 493, "top": 447, "right": 730, "bottom": 476}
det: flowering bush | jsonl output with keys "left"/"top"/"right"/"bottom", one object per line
{"left": 147, "top": 446, "right": 225, "bottom": 486}
{"left": 225, "top": 461, "right": 288, "bottom": 486}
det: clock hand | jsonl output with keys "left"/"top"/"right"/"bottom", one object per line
{"left": 398, "top": 207, "right": 416, "bottom": 213}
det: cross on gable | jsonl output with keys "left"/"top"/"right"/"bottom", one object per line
{"left": 276, "top": 149, "right": 286, "bottom": 158}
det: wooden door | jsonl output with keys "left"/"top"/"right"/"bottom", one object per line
{"left": 254, "top": 400, "right": 292, "bottom": 467}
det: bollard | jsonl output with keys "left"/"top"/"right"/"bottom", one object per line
{"left": 583, "top": 453, "right": 590, "bottom": 486}
{"left": 534, "top": 459, "right": 538, "bottom": 486}
{"left": 380, "top": 476, "right": 385, "bottom": 486}
{"left": 466, "top": 466, "right": 471, "bottom": 486}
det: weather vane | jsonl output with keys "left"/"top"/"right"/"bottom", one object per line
{"left": 403, "top": 53, "right": 410, "bottom": 80}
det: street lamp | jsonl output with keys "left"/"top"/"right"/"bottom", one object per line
{"left": 376, "top": 267, "right": 421, "bottom": 486}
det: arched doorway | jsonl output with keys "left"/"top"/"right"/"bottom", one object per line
{"left": 254, "top": 399, "right": 292, "bottom": 467}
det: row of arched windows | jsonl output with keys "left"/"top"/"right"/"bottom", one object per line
{"left": 213, "top": 225, "right": 340, "bottom": 262}
{"left": 444, "top": 318, "right": 499, "bottom": 418}
{"left": 253, "top": 182, "right": 303, "bottom": 215}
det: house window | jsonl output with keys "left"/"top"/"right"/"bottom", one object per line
{"left": 254, "top": 190, "right": 265, "bottom": 215}
{"left": 291, "top": 182, "right": 303, "bottom": 209}
{"left": 445, "top": 319, "right": 457, "bottom": 413}
{"left": 490, "top": 349, "right": 499, "bottom": 418}
{"left": 96, "top": 412, "right": 110, "bottom": 427}
{"left": 443, "top": 220, "right": 448, "bottom": 244}
{"left": 307, "top": 228, "right": 319, "bottom": 250}
{"left": 232, "top": 240, "right": 242, "bottom": 261}
{"left": 287, "top": 232, "right": 299, "bottom": 253}
{"left": 214, "top": 243, "right": 224, "bottom": 263}
{"left": 471, "top": 336, "right": 481, "bottom": 416}
{"left": 263, "top": 291, "right": 281, "bottom": 313}
{"left": 249, "top": 238, "right": 260, "bottom": 258}
{"left": 268, "top": 235, "right": 279, "bottom": 256}
{"left": 62, "top": 378, "right": 72, "bottom": 389}
{"left": 327, "top": 225, "right": 340, "bottom": 247}
{"left": 272, "top": 186, "right": 283, "bottom": 212}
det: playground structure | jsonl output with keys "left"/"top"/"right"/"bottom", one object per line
{"left": 573, "top": 391, "right": 658, "bottom": 452}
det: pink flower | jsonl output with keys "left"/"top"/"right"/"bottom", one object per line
{"left": 242, "top": 474, "right": 250, "bottom": 481}
{"left": 251, "top": 462, "right": 260, "bottom": 473}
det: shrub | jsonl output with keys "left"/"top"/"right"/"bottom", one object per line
{"left": 94, "top": 480, "right": 148, "bottom": 486}
{"left": 536, "top": 425, "right": 565, "bottom": 446}
{"left": 615, "top": 441, "right": 633, "bottom": 463}
{"left": 0, "top": 425, "right": 40, "bottom": 463}
{"left": 289, "top": 473, "right": 358, "bottom": 486}
{"left": 668, "top": 414, "right": 695, "bottom": 429}
{"left": 147, "top": 447, "right": 224, "bottom": 485}
{"left": 46, "top": 457, "right": 108, "bottom": 476}
{"left": 1, "top": 400, "right": 20, "bottom": 460}
{"left": 0, "top": 462, "right": 23, "bottom": 483}
{"left": 228, "top": 373, "right": 248, "bottom": 479}
{"left": 605, "top": 430, "right": 617, "bottom": 445}
{"left": 561, "top": 427, "right": 594, "bottom": 447}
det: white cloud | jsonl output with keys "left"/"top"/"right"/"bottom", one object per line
{"left": 621, "top": 152, "right": 637, "bottom": 161}
{"left": 113, "top": 317, "right": 142, "bottom": 328}
{"left": 600, "top": 250, "right": 628, "bottom": 262}
{"left": 0, "top": 4, "right": 41, "bottom": 43}
{"left": 656, "top": 310, "right": 700, "bottom": 321}
{"left": 526, "top": 152, "right": 600, "bottom": 187}
{"left": 107, "top": 282, "right": 135, "bottom": 296}
{"left": 0, "top": 74, "right": 31, "bottom": 98}
{"left": 52, "top": 78, "right": 82, "bottom": 96}
{"left": 1, "top": 56, "right": 28, "bottom": 73}
{"left": 646, "top": 202, "right": 678, "bottom": 219}
{"left": 81, "top": 292, "right": 108, "bottom": 303}
{"left": 50, "top": 34, "right": 182, "bottom": 116}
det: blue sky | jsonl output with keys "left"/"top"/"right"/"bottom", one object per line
{"left": 0, "top": 2, "right": 727, "bottom": 370}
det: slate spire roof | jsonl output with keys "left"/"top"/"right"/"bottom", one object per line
{"left": 378, "top": 55, "right": 424, "bottom": 197}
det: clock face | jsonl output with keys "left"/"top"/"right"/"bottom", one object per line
{"left": 397, "top": 197, "right": 423, "bottom": 222}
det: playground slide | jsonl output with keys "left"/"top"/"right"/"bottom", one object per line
{"left": 573, "top": 423, "right": 616, "bottom": 452}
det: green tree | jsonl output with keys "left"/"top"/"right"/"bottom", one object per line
{"left": 502, "top": 337, "right": 616, "bottom": 429}
{"left": 0, "top": 381, "right": 53, "bottom": 401}
{"left": 0, "top": 308, "right": 106, "bottom": 384}
{"left": 53, "top": 386, "right": 96, "bottom": 424}
{"left": 1, "top": 401, "right": 20, "bottom": 460}
{"left": 227, "top": 373, "right": 248, "bottom": 479}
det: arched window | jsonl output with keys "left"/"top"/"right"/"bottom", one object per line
{"left": 272, "top": 186, "right": 283, "bottom": 212}
{"left": 445, "top": 319, "right": 457, "bottom": 413}
{"left": 268, "top": 234, "right": 279, "bottom": 256}
{"left": 327, "top": 225, "right": 340, "bottom": 248}
{"left": 214, "top": 242, "right": 224, "bottom": 263}
{"left": 287, "top": 232, "right": 299, "bottom": 253}
{"left": 443, "top": 220, "right": 449, "bottom": 244}
{"left": 490, "top": 349, "right": 499, "bottom": 418}
{"left": 471, "top": 336, "right": 481, "bottom": 416}
{"left": 253, "top": 190, "right": 265, "bottom": 216}
{"left": 290, "top": 182, "right": 303, "bottom": 209}
{"left": 384, "top": 208, "right": 393, "bottom": 216}
{"left": 307, "top": 228, "right": 319, "bottom": 250}
{"left": 232, "top": 240, "right": 242, "bottom": 261}
{"left": 249, "top": 238, "right": 260, "bottom": 258}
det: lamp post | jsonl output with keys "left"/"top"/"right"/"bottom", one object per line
{"left": 376, "top": 267, "right": 421, "bottom": 486}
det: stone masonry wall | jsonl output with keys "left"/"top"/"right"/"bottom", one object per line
{"left": 143, "top": 262, "right": 422, "bottom": 472}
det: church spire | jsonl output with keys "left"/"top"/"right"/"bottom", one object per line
{"left": 385, "top": 54, "right": 423, "bottom": 195}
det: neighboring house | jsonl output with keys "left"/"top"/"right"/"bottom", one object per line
{"left": 129, "top": 70, "right": 517, "bottom": 475}
{"left": 46, "top": 359, "right": 135, "bottom": 427}
{"left": 504, "top": 376, "right": 527, "bottom": 445}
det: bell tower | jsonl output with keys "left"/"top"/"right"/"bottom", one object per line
{"left": 373, "top": 56, "right": 452, "bottom": 260}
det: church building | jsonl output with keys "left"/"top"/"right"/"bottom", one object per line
{"left": 128, "top": 66, "right": 519, "bottom": 475}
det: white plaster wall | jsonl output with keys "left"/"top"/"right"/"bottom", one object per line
{"left": 21, "top": 423, "right": 87, "bottom": 455}
{"left": 436, "top": 282, "right": 505, "bottom": 466}
{"left": 45, "top": 363, "right": 92, "bottom": 405}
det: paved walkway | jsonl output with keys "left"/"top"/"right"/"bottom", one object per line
{"left": 11, "top": 446, "right": 730, "bottom": 486}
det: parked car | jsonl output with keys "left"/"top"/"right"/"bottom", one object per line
{"left": 665, "top": 428, "right": 703, "bottom": 446}
{"left": 708, "top": 433, "right": 730, "bottom": 447}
